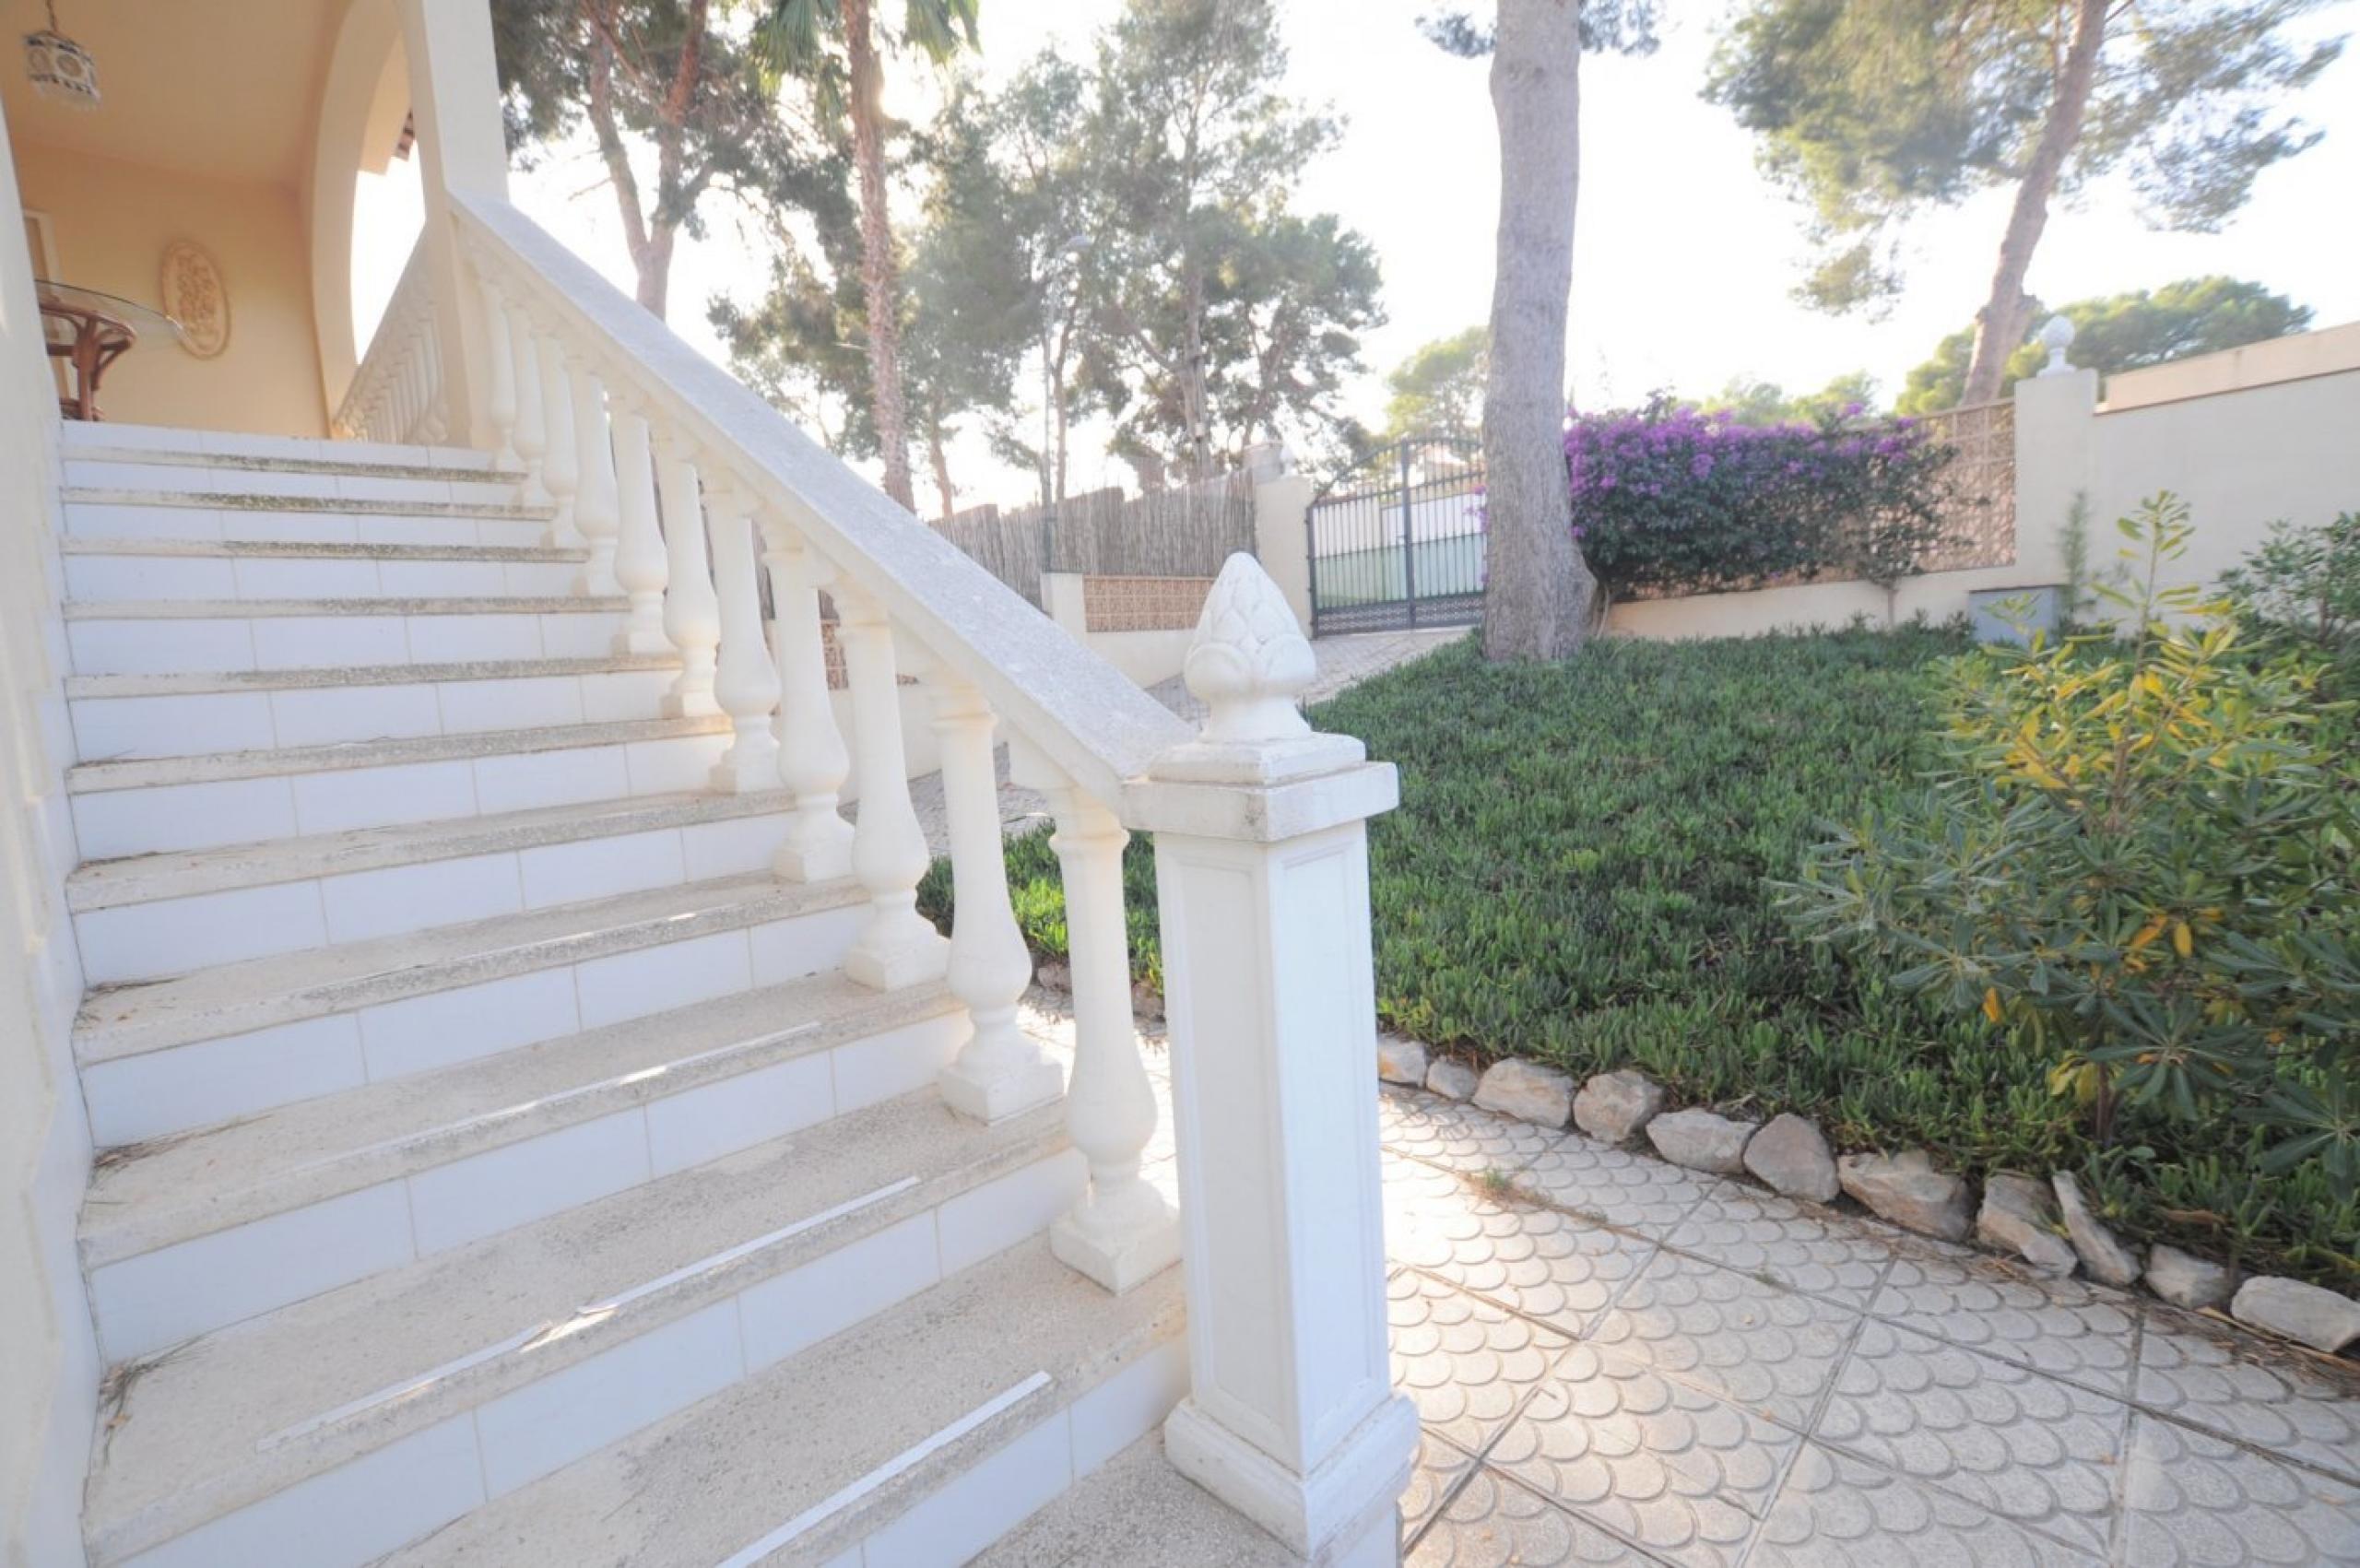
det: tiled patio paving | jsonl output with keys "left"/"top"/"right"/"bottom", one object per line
{"left": 1375, "top": 1087, "right": 2360, "bottom": 1566}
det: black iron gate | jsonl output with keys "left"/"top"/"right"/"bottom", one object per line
{"left": 1304, "top": 433, "right": 1485, "bottom": 635}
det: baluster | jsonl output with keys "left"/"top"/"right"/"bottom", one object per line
{"left": 608, "top": 395, "right": 669, "bottom": 653}
{"left": 506, "top": 302, "right": 549, "bottom": 506}
{"left": 706, "top": 487, "right": 781, "bottom": 792}
{"left": 477, "top": 281, "right": 519, "bottom": 467}
{"left": 537, "top": 334, "right": 582, "bottom": 551}
{"left": 655, "top": 433, "right": 720, "bottom": 715}
{"left": 1044, "top": 784, "right": 1177, "bottom": 1291}
{"left": 571, "top": 361, "right": 621, "bottom": 596}
{"left": 836, "top": 588, "right": 949, "bottom": 989}
{"left": 759, "top": 527, "right": 854, "bottom": 878}
{"left": 931, "top": 683, "right": 1060, "bottom": 1120}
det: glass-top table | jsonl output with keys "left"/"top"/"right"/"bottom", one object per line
{"left": 36, "top": 279, "right": 185, "bottom": 421}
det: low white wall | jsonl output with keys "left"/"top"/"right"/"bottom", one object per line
{"left": 1040, "top": 573, "right": 1196, "bottom": 690}
{"left": 1, "top": 100, "right": 101, "bottom": 1568}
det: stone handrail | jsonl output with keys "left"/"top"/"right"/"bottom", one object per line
{"left": 445, "top": 191, "right": 1413, "bottom": 1562}
{"left": 449, "top": 192, "right": 1189, "bottom": 808}
{"left": 334, "top": 238, "right": 443, "bottom": 445}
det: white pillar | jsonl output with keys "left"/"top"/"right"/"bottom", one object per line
{"left": 477, "top": 281, "right": 519, "bottom": 467}
{"left": 1124, "top": 555, "right": 1413, "bottom": 1564}
{"left": 395, "top": 0, "right": 508, "bottom": 448}
{"left": 537, "top": 333, "right": 582, "bottom": 551}
{"left": 1045, "top": 785, "right": 1177, "bottom": 1292}
{"left": 655, "top": 434, "right": 720, "bottom": 715}
{"left": 836, "top": 589, "right": 949, "bottom": 990}
{"left": 706, "top": 489, "right": 780, "bottom": 793}
{"left": 760, "top": 530, "right": 855, "bottom": 879}
{"left": 609, "top": 397, "right": 670, "bottom": 653}
{"left": 571, "top": 362, "right": 622, "bottom": 596}
{"left": 506, "top": 302, "right": 549, "bottom": 507}
{"left": 932, "top": 682, "right": 1059, "bottom": 1121}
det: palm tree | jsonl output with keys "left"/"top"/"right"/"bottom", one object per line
{"left": 762, "top": 0, "right": 980, "bottom": 512}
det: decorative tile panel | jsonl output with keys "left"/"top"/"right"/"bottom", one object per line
{"left": 1080, "top": 574, "right": 1217, "bottom": 633}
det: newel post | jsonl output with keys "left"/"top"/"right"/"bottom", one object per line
{"left": 1124, "top": 554, "right": 1413, "bottom": 1566}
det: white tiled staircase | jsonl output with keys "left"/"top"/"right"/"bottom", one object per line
{"left": 61, "top": 425, "right": 1188, "bottom": 1568}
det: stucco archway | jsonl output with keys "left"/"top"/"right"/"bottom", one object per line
{"left": 307, "top": 0, "right": 410, "bottom": 417}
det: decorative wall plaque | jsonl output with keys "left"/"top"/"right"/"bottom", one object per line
{"left": 159, "top": 240, "right": 229, "bottom": 360}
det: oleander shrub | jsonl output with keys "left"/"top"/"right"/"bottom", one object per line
{"left": 1564, "top": 395, "right": 1955, "bottom": 603}
{"left": 1786, "top": 495, "right": 2360, "bottom": 1208}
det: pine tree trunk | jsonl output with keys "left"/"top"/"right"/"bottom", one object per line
{"left": 845, "top": 0, "right": 915, "bottom": 510}
{"left": 1962, "top": 0, "right": 2108, "bottom": 407}
{"left": 1481, "top": 0, "right": 1596, "bottom": 663}
{"left": 635, "top": 226, "right": 674, "bottom": 315}
{"left": 927, "top": 411, "right": 955, "bottom": 520}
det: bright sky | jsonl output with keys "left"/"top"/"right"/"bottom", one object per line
{"left": 356, "top": 0, "right": 2360, "bottom": 507}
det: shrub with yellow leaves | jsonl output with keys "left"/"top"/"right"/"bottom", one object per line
{"left": 1784, "top": 493, "right": 2359, "bottom": 1197}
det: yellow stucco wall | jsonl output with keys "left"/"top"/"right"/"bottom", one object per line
{"left": 12, "top": 142, "right": 328, "bottom": 436}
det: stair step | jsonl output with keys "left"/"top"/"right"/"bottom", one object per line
{"left": 974, "top": 1432, "right": 1301, "bottom": 1567}
{"left": 372, "top": 1238, "right": 1184, "bottom": 1568}
{"left": 59, "top": 422, "right": 520, "bottom": 481}
{"left": 68, "top": 788, "right": 799, "bottom": 986}
{"left": 83, "top": 1083, "right": 1084, "bottom": 1567}
{"left": 65, "top": 493, "right": 554, "bottom": 549}
{"left": 59, "top": 536, "right": 585, "bottom": 603}
{"left": 65, "top": 595, "right": 630, "bottom": 682}
{"left": 62, "top": 462, "right": 522, "bottom": 509}
{"left": 80, "top": 972, "right": 979, "bottom": 1360}
{"left": 66, "top": 655, "right": 682, "bottom": 762}
{"left": 68, "top": 714, "right": 728, "bottom": 859}
{"left": 75, "top": 867, "right": 867, "bottom": 1074}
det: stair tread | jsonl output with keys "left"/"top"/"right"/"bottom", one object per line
{"left": 65, "top": 487, "right": 550, "bottom": 519}
{"left": 84, "top": 1080, "right": 1074, "bottom": 1565}
{"left": 75, "top": 870, "right": 862, "bottom": 1064}
{"left": 379, "top": 1236, "right": 1181, "bottom": 1568}
{"left": 59, "top": 536, "right": 585, "bottom": 563}
{"left": 65, "top": 595, "right": 624, "bottom": 620}
{"left": 82, "top": 968, "right": 956, "bottom": 1262}
{"left": 66, "top": 654, "right": 680, "bottom": 699}
{"left": 68, "top": 787, "right": 793, "bottom": 911}
{"left": 68, "top": 713, "right": 724, "bottom": 794}
{"left": 59, "top": 424, "right": 515, "bottom": 477}
{"left": 974, "top": 1432, "right": 1300, "bottom": 1567}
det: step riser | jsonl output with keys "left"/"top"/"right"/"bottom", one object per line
{"left": 103, "top": 1150, "right": 1101, "bottom": 1568}
{"left": 63, "top": 460, "right": 521, "bottom": 508}
{"left": 67, "top": 609, "right": 625, "bottom": 678}
{"left": 66, "top": 502, "right": 550, "bottom": 550}
{"left": 88, "top": 931, "right": 925, "bottom": 1362}
{"left": 80, "top": 894, "right": 870, "bottom": 1146}
{"left": 73, "top": 728, "right": 725, "bottom": 859}
{"left": 65, "top": 553, "right": 580, "bottom": 604}
{"left": 76, "top": 811, "right": 796, "bottom": 984}
{"left": 70, "top": 668, "right": 677, "bottom": 761}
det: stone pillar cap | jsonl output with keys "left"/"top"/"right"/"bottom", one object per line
{"left": 1149, "top": 553, "right": 1364, "bottom": 786}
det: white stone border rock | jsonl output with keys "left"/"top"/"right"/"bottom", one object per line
{"left": 1383, "top": 1046, "right": 2360, "bottom": 1359}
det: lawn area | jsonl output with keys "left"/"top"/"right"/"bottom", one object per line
{"left": 925, "top": 626, "right": 2356, "bottom": 1287}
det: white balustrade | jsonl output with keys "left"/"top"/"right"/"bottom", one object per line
{"left": 706, "top": 488, "right": 781, "bottom": 793}
{"left": 655, "top": 434, "right": 720, "bottom": 713}
{"left": 478, "top": 281, "right": 519, "bottom": 468}
{"left": 448, "top": 197, "right": 1405, "bottom": 1565}
{"left": 336, "top": 241, "right": 444, "bottom": 445}
{"left": 570, "top": 361, "right": 622, "bottom": 596}
{"left": 536, "top": 332, "right": 582, "bottom": 551}
{"left": 507, "top": 302, "right": 549, "bottom": 507}
{"left": 835, "top": 588, "right": 948, "bottom": 990}
{"left": 1043, "top": 785, "right": 1176, "bottom": 1290}
{"left": 932, "top": 682, "right": 1060, "bottom": 1120}
{"left": 609, "top": 396, "right": 670, "bottom": 653}
{"left": 757, "top": 528, "right": 854, "bottom": 878}
{"left": 1129, "top": 556, "right": 1414, "bottom": 1562}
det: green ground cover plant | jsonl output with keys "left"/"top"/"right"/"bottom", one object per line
{"left": 924, "top": 590, "right": 2355, "bottom": 1285}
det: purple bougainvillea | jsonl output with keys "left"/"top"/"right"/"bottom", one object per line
{"left": 1564, "top": 396, "right": 1955, "bottom": 601}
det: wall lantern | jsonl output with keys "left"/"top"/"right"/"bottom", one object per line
{"left": 25, "top": 1, "right": 99, "bottom": 109}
